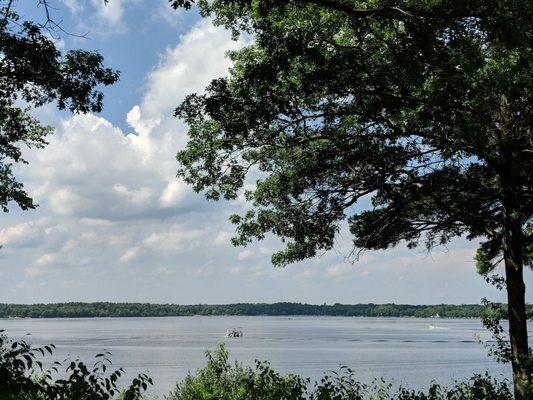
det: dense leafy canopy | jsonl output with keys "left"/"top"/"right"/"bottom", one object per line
{"left": 174, "top": 0, "right": 532, "bottom": 269}
{"left": 0, "top": 3, "right": 119, "bottom": 212}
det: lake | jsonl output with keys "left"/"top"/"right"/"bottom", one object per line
{"left": 1, "top": 316, "right": 517, "bottom": 397}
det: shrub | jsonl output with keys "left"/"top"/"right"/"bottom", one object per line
{"left": 166, "top": 344, "right": 513, "bottom": 400}
{"left": 0, "top": 330, "right": 151, "bottom": 400}
{"left": 166, "top": 344, "right": 308, "bottom": 400}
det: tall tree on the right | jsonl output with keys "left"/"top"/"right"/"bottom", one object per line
{"left": 172, "top": 1, "right": 532, "bottom": 397}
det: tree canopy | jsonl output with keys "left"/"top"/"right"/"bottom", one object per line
{"left": 0, "top": 2, "right": 119, "bottom": 212}
{"left": 175, "top": 0, "right": 531, "bottom": 268}
{"left": 173, "top": 0, "right": 532, "bottom": 397}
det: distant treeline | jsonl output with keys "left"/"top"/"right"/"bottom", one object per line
{"left": 0, "top": 302, "right": 515, "bottom": 319}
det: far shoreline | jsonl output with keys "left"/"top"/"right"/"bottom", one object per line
{"left": 1, "top": 314, "right": 482, "bottom": 320}
{"left": 2, "top": 301, "right": 523, "bottom": 319}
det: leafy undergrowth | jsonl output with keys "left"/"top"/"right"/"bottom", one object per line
{"left": 0, "top": 330, "right": 152, "bottom": 400}
{"left": 166, "top": 345, "right": 513, "bottom": 400}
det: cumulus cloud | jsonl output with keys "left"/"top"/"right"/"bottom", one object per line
{"left": 91, "top": 0, "right": 126, "bottom": 28}
{"left": 237, "top": 250, "right": 254, "bottom": 261}
{"left": 215, "top": 231, "right": 233, "bottom": 245}
{"left": 327, "top": 263, "right": 356, "bottom": 278}
{"left": 15, "top": 21, "right": 247, "bottom": 226}
{"left": 0, "top": 221, "right": 41, "bottom": 247}
{"left": 139, "top": 20, "right": 246, "bottom": 120}
{"left": 0, "top": 20, "right": 249, "bottom": 297}
{"left": 120, "top": 246, "right": 140, "bottom": 263}
{"left": 35, "top": 253, "right": 57, "bottom": 267}
{"left": 159, "top": 180, "right": 187, "bottom": 207}
{"left": 62, "top": 0, "right": 84, "bottom": 14}
{"left": 24, "top": 267, "right": 45, "bottom": 278}
{"left": 228, "top": 266, "right": 243, "bottom": 275}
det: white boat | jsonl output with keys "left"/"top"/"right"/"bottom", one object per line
{"left": 225, "top": 328, "right": 243, "bottom": 338}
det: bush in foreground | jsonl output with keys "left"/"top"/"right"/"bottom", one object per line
{"left": 0, "top": 330, "right": 151, "bottom": 400}
{"left": 167, "top": 345, "right": 513, "bottom": 400}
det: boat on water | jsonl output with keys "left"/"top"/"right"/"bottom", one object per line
{"left": 225, "top": 328, "right": 243, "bottom": 338}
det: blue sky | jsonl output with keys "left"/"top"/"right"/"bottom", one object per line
{"left": 1, "top": 0, "right": 530, "bottom": 305}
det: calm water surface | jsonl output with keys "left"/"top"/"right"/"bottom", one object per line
{"left": 1, "top": 317, "right": 518, "bottom": 397}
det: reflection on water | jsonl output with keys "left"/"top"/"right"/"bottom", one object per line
{"left": 1, "top": 316, "right": 521, "bottom": 397}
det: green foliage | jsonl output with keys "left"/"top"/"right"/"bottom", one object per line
{"left": 166, "top": 344, "right": 513, "bottom": 400}
{"left": 174, "top": 0, "right": 532, "bottom": 269}
{"left": 0, "top": 302, "right": 516, "bottom": 319}
{"left": 0, "top": 330, "right": 151, "bottom": 400}
{"left": 166, "top": 344, "right": 308, "bottom": 400}
{"left": 0, "top": 4, "right": 119, "bottom": 212}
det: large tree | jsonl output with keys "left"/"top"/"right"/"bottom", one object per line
{"left": 173, "top": 0, "right": 532, "bottom": 397}
{"left": 0, "top": 1, "right": 119, "bottom": 212}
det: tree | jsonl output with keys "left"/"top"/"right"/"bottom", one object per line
{"left": 0, "top": 1, "right": 119, "bottom": 212}
{"left": 172, "top": 0, "right": 532, "bottom": 397}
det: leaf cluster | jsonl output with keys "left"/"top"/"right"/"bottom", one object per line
{"left": 0, "top": 330, "right": 151, "bottom": 400}
{"left": 0, "top": 4, "right": 119, "bottom": 212}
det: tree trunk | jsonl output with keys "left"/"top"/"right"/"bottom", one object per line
{"left": 498, "top": 93, "right": 530, "bottom": 399}
{"left": 503, "top": 218, "right": 530, "bottom": 400}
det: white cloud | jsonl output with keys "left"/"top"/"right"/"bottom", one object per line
{"left": 139, "top": 19, "right": 246, "bottom": 120}
{"left": 153, "top": 266, "right": 174, "bottom": 276}
{"left": 91, "top": 0, "right": 125, "bottom": 27}
{"left": 159, "top": 180, "right": 187, "bottom": 207}
{"left": 61, "top": 239, "right": 77, "bottom": 253}
{"left": 327, "top": 262, "right": 357, "bottom": 278}
{"left": 237, "top": 250, "right": 254, "bottom": 261}
{"left": 359, "top": 269, "right": 370, "bottom": 277}
{"left": 142, "top": 228, "right": 203, "bottom": 252}
{"left": 79, "top": 218, "right": 114, "bottom": 227}
{"left": 14, "top": 21, "right": 246, "bottom": 227}
{"left": 215, "top": 231, "right": 233, "bottom": 245}
{"left": 24, "top": 267, "right": 44, "bottom": 278}
{"left": 152, "top": 0, "right": 181, "bottom": 28}
{"left": 0, "top": 221, "right": 41, "bottom": 246}
{"left": 228, "top": 266, "right": 243, "bottom": 275}
{"left": 120, "top": 246, "right": 140, "bottom": 263}
{"left": 35, "top": 253, "right": 57, "bottom": 267}
{"left": 118, "top": 226, "right": 204, "bottom": 264}
{"left": 295, "top": 268, "right": 315, "bottom": 280}
{"left": 114, "top": 184, "right": 154, "bottom": 207}
{"left": 48, "top": 187, "right": 92, "bottom": 216}
{"left": 62, "top": 0, "right": 84, "bottom": 14}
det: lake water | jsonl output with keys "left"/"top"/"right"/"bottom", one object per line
{"left": 1, "top": 316, "right": 518, "bottom": 397}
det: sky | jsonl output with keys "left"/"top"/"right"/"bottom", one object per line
{"left": 1, "top": 0, "right": 531, "bottom": 305}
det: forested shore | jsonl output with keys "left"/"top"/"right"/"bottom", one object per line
{"left": 0, "top": 302, "right": 517, "bottom": 319}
